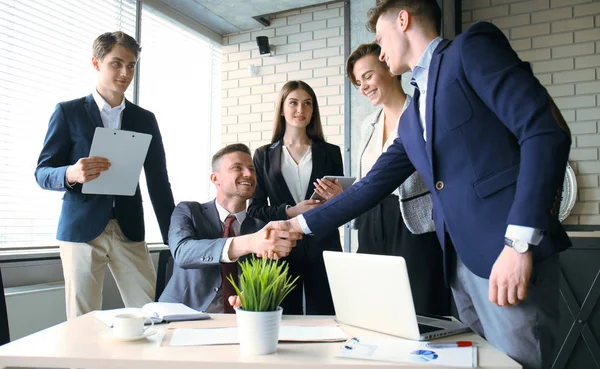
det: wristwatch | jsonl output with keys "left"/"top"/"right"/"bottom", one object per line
{"left": 504, "top": 237, "right": 531, "bottom": 254}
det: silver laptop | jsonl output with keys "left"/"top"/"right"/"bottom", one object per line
{"left": 323, "top": 251, "right": 470, "bottom": 341}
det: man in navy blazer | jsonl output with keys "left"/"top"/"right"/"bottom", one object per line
{"left": 35, "top": 31, "right": 175, "bottom": 319}
{"left": 270, "top": 2, "right": 571, "bottom": 368}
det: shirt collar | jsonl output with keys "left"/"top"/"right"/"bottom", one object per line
{"left": 411, "top": 37, "right": 443, "bottom": 92}
{"left": 92, "top": 89, "right": 126, "bottom": 113}
{"left": 215, "top": 200, "right": 247, "bottom": 226}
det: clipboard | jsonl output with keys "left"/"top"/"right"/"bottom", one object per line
{"left": 82, "top": 127, "right": 152, "bottom": 196}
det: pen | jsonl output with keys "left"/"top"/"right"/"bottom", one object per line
{"left": 426, "top": 341, "right": 474, "bottom": 348}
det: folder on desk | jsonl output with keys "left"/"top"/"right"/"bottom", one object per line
{"left": 82, "top": 127, "right": 152, "bottom": 196}
{"left": 336, "top": 337, "right": 477, "bottom": 367}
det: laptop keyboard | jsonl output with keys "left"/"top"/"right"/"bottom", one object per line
{"left": 418, "top": 323, "right": 444, "bottom": 334}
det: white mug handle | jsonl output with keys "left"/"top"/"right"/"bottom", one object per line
{"left": 142, "top": 316, "right": 155, "bottom": 332}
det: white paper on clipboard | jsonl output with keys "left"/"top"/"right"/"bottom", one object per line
{"left": 82, "top": 127, "right": 152, "bottom": 196}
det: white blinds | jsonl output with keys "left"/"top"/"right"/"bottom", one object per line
{"left": 138, "top": 4, "right": 222, "bottom": 243}
{"left": 0, "top": 0, "right": 136, "bottom": 248}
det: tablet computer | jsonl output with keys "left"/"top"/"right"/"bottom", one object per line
{"left": 310, "top": 175, "right": 356, "bottom": 200}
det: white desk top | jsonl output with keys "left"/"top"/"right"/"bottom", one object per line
{"left": 0, "top": 313, "right": 520, "bottom": 369}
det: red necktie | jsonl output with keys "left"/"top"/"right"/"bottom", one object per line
{"left": 222, "top": 215, "right": 237, "bottom": 313}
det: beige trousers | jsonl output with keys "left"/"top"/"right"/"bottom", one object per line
{"left": 59, "top": 220, "right": 156, "bottom": 320}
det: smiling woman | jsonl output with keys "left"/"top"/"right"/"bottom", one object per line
{"left": 248, "top": 80, "right": 344, "bottom": 316}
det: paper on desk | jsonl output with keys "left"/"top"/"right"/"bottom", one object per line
{"left": 336, "top": 337, "right": 478, "bottom": 368}
{"left": 168, "top": 326, "right": 348, "bottom": 347}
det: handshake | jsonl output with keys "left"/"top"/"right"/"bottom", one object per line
{"left": 230, "top": 217, "right": 305, "bottom": 260}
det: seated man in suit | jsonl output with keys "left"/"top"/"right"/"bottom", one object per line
{"left": 159, "top": 143, "right": 301, "bottom": 313}
{"left": 35, "top": 31, "right": 175, "bottom": 320}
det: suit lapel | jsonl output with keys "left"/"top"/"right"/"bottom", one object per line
{"left": 204, "top": 200, "right": 223, "bottom": 238}
{"left": 425, "top": 39, "right": 450, "bottom": 165}
{"left": 84, "top": 94, "right": 103, "bottom": 129}
{"left": 121, "top": 100, "right": 133, "bottom": 130}
{"left": 304, "top": 141, "right": 325, "bottom": 200}
{"left": 267, "top": 142, "right": 297, "bottom": 205}
{"left": 399, "top": 99, "right": 432, "bottom": 185}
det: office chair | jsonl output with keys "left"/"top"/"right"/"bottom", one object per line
{"left": 155, "top": 249, "right": 174, "bottom": 302}
{"left": 0, "top": 268, "right": 10, "bottom": 345}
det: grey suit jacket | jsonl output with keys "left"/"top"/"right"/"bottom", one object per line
{"left": 159, "top": 200, "right": 264, "bottom": 312}
{"left": 355, "top": 96, "right": 435, "bottom": 234}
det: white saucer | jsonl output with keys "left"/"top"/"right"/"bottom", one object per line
{"left": 100, "top": 328, "right": 157, "bottom": 342}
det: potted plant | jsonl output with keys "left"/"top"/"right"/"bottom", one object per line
{"left": 226, "top": 256, "right": 298, "bottom": 355}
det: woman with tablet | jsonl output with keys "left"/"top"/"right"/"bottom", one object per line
{"left": 248, "top": 80, "right": 344, "bottom": 315}
{"left": 345, "top": 43, "right": 450, "bottom": 316}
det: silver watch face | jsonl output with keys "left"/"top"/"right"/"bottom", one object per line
{"left": 512, "top": 239, "right": 529, "bottom": 253}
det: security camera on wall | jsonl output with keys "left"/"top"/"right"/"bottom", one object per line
{"left": 256, "top": 36, "right": 275, "bottom": 57}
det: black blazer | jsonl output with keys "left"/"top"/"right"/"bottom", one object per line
{"left": 248, "top": 139, "right": 343, "bottom": 244}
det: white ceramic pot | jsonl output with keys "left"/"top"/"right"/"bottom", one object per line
{"left": 235, "top": 306, "right": 283, "bottom": 355}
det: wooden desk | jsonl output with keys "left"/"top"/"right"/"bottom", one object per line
{"left": 0, "top": 313, "right": 520, "bottom": 368}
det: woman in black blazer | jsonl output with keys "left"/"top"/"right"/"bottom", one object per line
{"left": 248, "top": 81, "right": 343, "bottom": 315}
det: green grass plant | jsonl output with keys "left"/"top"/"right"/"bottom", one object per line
{"left": 226, "top": 256, "right": 299, "bottom": 312}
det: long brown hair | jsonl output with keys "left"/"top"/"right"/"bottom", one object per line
{"left": 271, "top": 81, "right": 325, "bottom": 143}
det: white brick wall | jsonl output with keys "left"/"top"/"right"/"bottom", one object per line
{"left": 463, "top": 0, "right": 600, "bottom": 226}
{"left": 221, "top": 2, "right": 345, "bottom": 156}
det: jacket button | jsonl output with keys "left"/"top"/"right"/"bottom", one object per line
{"left": 214, "top": 287, "right": 219, "bottom": 292}
{"left": 435, "top": 181, "right": 444, "bottom": 190}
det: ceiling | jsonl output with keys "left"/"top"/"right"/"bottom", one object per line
{"left": 154, "top": 0, "right": 332, "bottom": 35}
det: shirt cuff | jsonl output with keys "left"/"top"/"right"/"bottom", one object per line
{"left": 64, "top": 171, "right": 75, "bottom": 189}
{"left": 505, "top": 225, "right": 544, "bottom": 246}
{"left": 220, "top": 238, "right": 238, "bottom": 263}
{"left": 297, "top": 214, "right": 312, "bottom": 235}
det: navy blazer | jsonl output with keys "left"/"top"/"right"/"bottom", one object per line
{"left": 302, "top": 22, "right": 572, "bottom": 278}
{"left": 35, "top": 94, "right": 175, "bottom": 243}
{"left": 159, "top": 201, "right": 264, "bottom": 312}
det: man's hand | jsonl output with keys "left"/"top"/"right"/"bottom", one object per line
{"left": 248, "top": 221, "right": 303, "bottom": 259}
{"left": 66, "top": 157, "right": 110, "bottom": 184}
{"left": 313, "top": 178, "right": 343, "bottom": 201}
{"left": 228, "top": 294, "right": 242, "bottom": 310}
{"left": 489, "top": 246, "right": 533, "bottom": 306}
{"left": 285, "top": 199, "right": 322, "bottom": 218}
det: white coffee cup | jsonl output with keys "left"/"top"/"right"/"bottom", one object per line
{"left": 113, "top": 313, "right": 154, "bottom": 339}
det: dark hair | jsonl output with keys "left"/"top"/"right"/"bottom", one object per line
{"left": 271, "top": 81, "right": 325, "bottom": 143}
{"left": 367, "top": 0, "right": 441, "bottom": 34}
{"left": 211, "top": 143, "right": 252, "bottom": 171}
{"left": 93, "top": 31, "right": 141, "bottom": 61}
{"left": 346, "top": 42, "right": 402, "bottom": 87}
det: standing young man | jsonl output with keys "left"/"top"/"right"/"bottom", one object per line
{"left": 266, "top": 1, "right": 572, "bottom": 368}
{"left": 35, "top": 31, "right": 175, "bottom": 319}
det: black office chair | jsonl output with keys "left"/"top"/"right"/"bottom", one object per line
{"left": 155, "top": 249, "right": 174, "bottom": 302}
{"left": 0, "top": 268, "right": 10, "bottom": 345}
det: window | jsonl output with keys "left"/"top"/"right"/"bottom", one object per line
{"left": 0, "top": 1, "right": 221, "bottom": 248}
{"left": 137, "top": 4, "right": 221, "bottom": 243}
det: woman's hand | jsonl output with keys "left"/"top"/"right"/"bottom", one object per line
{"left": 285, "top": 199, "right": 322, "bottom": 217}
{"left": 313, "top": 178, "right": 343, "bottom": 201}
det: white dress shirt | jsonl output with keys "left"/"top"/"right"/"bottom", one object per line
{"left": 301, "top": 38, "right": 543, "bottom": 246}
{"left": 66, "top": 90, "right": 126, "bottom": 190}
{"left": 92, "top": 89, "right": 126, "bottom": 130}
{"left": 281, "top": 146, "right": 313, "bottom": 205}
{"left": 215, "top": 200, "right": 246, "bottom": 263}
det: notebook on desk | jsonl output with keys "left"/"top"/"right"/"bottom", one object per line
{"left": 323, "top": 251, "right": 470, "bottom": 341}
